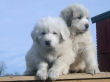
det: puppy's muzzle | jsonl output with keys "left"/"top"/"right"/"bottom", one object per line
{"left": 45, "top": 40, "right": 51, "bottom": 47}
{"left": 85, "top": 24, "right": 89, "bottom": 29}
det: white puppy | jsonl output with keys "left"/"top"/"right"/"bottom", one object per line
{"left": 24, "top": 17, "right": 75, "bottom": 80}
{"left": 60, "top": 4, "right": 100, "bottom": 74}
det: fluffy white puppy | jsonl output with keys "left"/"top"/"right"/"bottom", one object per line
{"left": 60, "top": 4, "right": 100, "bottom": 74}
{"left": 24, "top": 17, "right": 75, "bottom": 80}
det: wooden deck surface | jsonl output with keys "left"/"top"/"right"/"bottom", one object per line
{"left": 0, "top": 72, "right": 110, "bottom": 82}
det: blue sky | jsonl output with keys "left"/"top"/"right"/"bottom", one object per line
{"left": 0, "top": 0, "right": 110, "bottom": 75}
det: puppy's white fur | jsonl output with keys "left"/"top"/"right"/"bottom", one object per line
{"left": 24, "top": 17, "right": 75, "bottom": 80}
{"left": 60, "top": 4, "right": 100, "bottom": 74}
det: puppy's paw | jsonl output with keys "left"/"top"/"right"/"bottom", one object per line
{"left": 48, "top": 68, "right": 61, "bottom": 80}
{"left": 36, "top": 69, "right": 48, "bottom": 80}
{"left": 86, "top": 65, "right": 100, "bottom": 75}
{"left": 62, "top": 67, "right": 69, "bottom": 75}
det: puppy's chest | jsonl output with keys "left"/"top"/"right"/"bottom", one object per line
{"left": 76, "top": 35, "right": 88, "bottom": 47}
{"left": 72, "top": 36, "right": 88, "bottom": 54}
{"left": 44, "top": 53, "right": 58, "bottom": 63}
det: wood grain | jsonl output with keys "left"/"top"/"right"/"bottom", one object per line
{"left": 0, "top": 72, "right": 110, "bottom": 82}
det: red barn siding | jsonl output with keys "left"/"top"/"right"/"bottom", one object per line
{"left": 96, "top": 18, "right": 110, "bottom": 71}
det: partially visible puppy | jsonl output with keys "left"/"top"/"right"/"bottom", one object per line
{"left": 60, "top": 4, "right": 100, "bottom": 74}
{"left": 24, "top": 17, "right": 75, "bottom": 80}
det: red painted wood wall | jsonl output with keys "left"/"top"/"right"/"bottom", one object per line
{"left": 96, "top": 18, "right": 110, "bottom": 71}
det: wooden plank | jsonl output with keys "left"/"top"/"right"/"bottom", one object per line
{"left": 53, "top": 79, "right": 110, "bottom": 82}
{"left": 0, "top": 72, "right": 110, "bottom": 81}
{"left": 58, "top": 72, "right": 110, "bottom": 80}
{"left": 0, "top": 76, "right": 38, "bottom": 81}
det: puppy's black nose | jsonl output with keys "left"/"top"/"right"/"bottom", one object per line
{"left": 45, "top": 41, "right": 51, "bottom": 46}
{"left": 85, "top": 24, "right": 89, "bottom": 29}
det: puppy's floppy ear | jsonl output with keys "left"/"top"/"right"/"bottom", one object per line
{"left": 31, "top": 27, "right": 39, "bottom": 42}
{"left": 60, "top": 8, "right": 73, "bottom": 27}
{"left": 60, "top": 27, "right": 70, "bottom": 41}
{"left": 31, "top": 29, "right": 36, "bottom": 41}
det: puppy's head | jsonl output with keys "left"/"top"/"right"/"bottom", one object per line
{"left": 31, "top": 17, "right": 70, "bottom": 48}
{"left": 60, "top": 4, "right": 90, "bottom": 34}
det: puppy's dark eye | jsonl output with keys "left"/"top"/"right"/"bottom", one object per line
{"left": 41, "top": 32, "right": 46, "bottom": 35}
{"left": 78, "top": 15, "right": 82, "bottom": 19}
{"left": 53, "top": 32, "right": 57, "bottom": 35}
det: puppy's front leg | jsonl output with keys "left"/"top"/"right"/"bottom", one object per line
{"left": 84, "top": 47, "right": 100, "bottom": 74}
{"left": 36, "top": 62, "right": 48, "bottom": 80}
{"left": 48, "top": 52, "right": 75, "bottom": 80}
